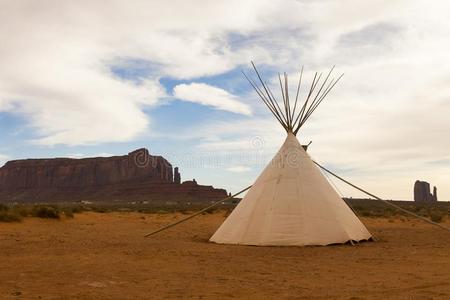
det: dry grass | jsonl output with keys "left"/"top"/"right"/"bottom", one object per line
{"left": 1, "top": 199, "right": 448, "bottom": 225}
{"left": 346, "top": 198, "right": 449, "bottom": 222}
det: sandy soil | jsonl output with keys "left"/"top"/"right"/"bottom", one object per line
{"left": 0, "top": 212, "right": 449, "bottom": 299}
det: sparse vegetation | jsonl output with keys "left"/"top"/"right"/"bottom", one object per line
{"left": 0, "top": 203, "right": 23, "bottom": 222}
{"left": 0, "top": 204, "right": 86, "bottom": 221}
{"left": 31, "top": 205, "right": 61, "bottom": 219}
{"left": 14, "top": 205, "right": 30, "bottom": 217}
{"left": 203, "top": 207, "right": 218, "bottom": 214}
{"left": 63, "top": 210, "right": 74, "bottom": 218}
{"left": 70, "top": 206, "right": 84, "bottom": 213}
{"left": 0, "top": 203, "right": 8, "bottom": 211}
{"left": 0, "top": 199, "right": 448, "bottom": 224}
{"left": 345, "top": 198, "right": 450, "bottom": 222}
{"left": 91, "top": 206, "right": 108, "bottom": 213}
{"left": 0, "top": 210, "right": 22, "bottom": 222}
{"left": 430, "top": 212, "right": 444, "bottom": 223}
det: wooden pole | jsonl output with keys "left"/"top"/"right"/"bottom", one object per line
{"left": 291, "top": 66, "right": 304, "bottom": 127}
{"left": 292, "top": 72, "right": 319, "bottom": 130}
{"left": 265, "top": 82, "right": 289, "bottom": 129}
{"left": 250, "top": 62, "right": 289, "bottom": 126}
{"left": 284, "top": 73, "right": 291, "bottom": 129}
{"left": 242, "top": 71, "right": 285, "bottom": 127}
{"left": 297, "top": 73, "right": 344, "bottom": 132}
{"left": 278, "top": 73, "right": 289, "bottom": 128}
{"left": 300, "top": 67, "right": 335, "bottom": 123}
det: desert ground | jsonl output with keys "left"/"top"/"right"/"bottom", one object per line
{"left": 0, "top": 211, "right": 449, "bottom": 299}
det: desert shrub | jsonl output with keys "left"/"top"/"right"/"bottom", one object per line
{"left": 0, "top": 210, "right": 22, "bottom": 222}
{"left": 358, "top": 210, "right": 369, "bottom": 217}
{"left": 223, "top": 208, "right": 233, "bottom": 218}
{"left": 0, "top": 203, "right": 8, "bottom": 211}
{"left": 203, "top": 207, "right": 217, "bottom": 214}
{"left": 12, "top": 205, "right": 30, "bottom": 217}
{"left": 31, "top": 205, "right": 60, "bottom": 219}
{"left": 91, "top": 206, "right": 108, "bottom": 213}
{"left": 70, "top": 206, "right": 85, "bottom": 213}
{"left": 63, "top": 210, "right": 74, "bottom": 218}
{"left": 57, "top": 206, "right": 81, "bottom": 218}
{"left": 430, "top": 213, "right": 443, "bottom": 223}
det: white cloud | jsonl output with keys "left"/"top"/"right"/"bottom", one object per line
{"left": 0, "top": 154, "right": 9, "bottom": 167}
{"left": 227, "top": 166, "right": 251, "bottom": 173}
{"left": 65, "top": 152, "right": 115, "bottom": 159}
{"left": 173, "top": 83, "right": 252, "bottom": 115}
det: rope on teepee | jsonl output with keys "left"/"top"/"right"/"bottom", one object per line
{"left": 313, "top": 160, "right": 450, "bottom": 233}
{"left": 321, "top": 166, "right": 359, "bottom": 213}
{"left": 319, "top": 164, "right": 378, "bottom": 241}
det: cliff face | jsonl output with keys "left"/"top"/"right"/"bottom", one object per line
{"left": 0, "top": 148, "right": 227, "bottom": 203}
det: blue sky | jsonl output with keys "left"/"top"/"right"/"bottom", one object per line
{"left": 1, "top": 0, "right": 450, "bottom": 200}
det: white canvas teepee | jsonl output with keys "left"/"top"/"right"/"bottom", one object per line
{"left": 210, "top": 63, "right": 372, "bottom": 246}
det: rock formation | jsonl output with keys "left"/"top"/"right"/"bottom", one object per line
{"left": 0, "top": 148, "right": 172, "bottom": 189}
{"left": 0, "top": 148, "right": 227, "bottom": 203}
{"left": 414, "top": 180, "right": 438, "bottom": 202}
{"left": 433, "top": 187, "right": 437, "bottom": 202}
{"left": 174, "top": 167, "right": 181, "bottom": 184}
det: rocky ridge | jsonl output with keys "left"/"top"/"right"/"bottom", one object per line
{"left": 0, "top": 148, "right": 227, "bottom": 203}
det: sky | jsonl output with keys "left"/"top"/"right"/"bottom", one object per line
{"left": 1, "top": 0, "right": 450, "bottom": 201}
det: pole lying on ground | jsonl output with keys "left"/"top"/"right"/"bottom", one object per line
{"left": 144, "top": 185, "right": 253, "bottom": 237}
{"left": 313, "top": 160, "right": 450, "bottom": 232}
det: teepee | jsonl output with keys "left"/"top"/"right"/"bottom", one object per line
{"left": 210, "top": 63, "right": 372, "bottom": 246}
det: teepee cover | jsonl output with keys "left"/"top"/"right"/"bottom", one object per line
{"left": 210, "top": 133, "right": 371, "bottom": 246}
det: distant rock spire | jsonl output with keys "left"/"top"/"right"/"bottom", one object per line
{"left": 414, "top": 180, "right": 438, "bottom": 202}
{"left": 174, "top": 167, "right": 181, "bottom": 184}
